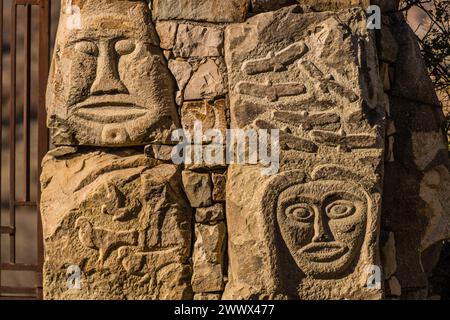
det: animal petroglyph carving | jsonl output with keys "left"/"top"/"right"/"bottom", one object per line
{"left": 299, "top": 60, "right": 359, "bottom": 103}
{"left": 242, "top": 41, "right": 308, "bottom": 75}
{"left": 309, "top": 128, "right": 378, "bottom": 151}
{"left": 236, "top": 80, "right": 306, "bottom": 102}
{"left": 279, "top": 133, "right": 318, "bottom": 153}
{"left": 272, "top": 110, "right": 341, "bottom": 130}
{"left": 40, "top": 149, "right": 193, "bottom": 299}
{"left": 75, "top": 217, "right": 139, "bottom": 263}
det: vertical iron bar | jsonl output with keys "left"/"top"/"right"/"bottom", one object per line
{"left": 9, "top": 0, "right": 17, "bottom": 264}
{"left": 24, "top": 4, "right": 31, "bottom": 202}
{"left": 37, "top": 0, "right": 50, "bottom": 300}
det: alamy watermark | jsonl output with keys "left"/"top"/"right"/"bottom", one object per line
{"left": 366, "top": 265, "right": 382, "bottom": 290}
{"left": 67, "top": 265, "right": 81, "bottom": 290}
{"left": 367, "top": 5, "right": 381, "bottom": 30}
{"left": 171, "top": 121, "right": 280, "bottom": 176}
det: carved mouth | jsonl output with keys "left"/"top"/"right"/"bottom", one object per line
{"left": 72, "top": 96, "right": 147, "bottom": 123}
{"left": 299, "top": 242, "right": 348, "bottom": 263}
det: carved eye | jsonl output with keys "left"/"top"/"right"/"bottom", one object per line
{"left": 74, "top": 41, "right": 98, "bottom": 56}
{"left": 286, "top": 204, "right": 314, "bottom": 223}
{"left": 326, "top": 200, "right": 356, "bottom": 219}
{"left": 115, "top": 39, "right": 135, "bottom": 56}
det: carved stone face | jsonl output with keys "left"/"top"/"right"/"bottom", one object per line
{"left": 47, "top": 1, "right": 177, "bottom": 146}
{"left": 277, "top": 180, "right": 368, "bottom": 278}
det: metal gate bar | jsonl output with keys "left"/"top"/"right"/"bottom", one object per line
{"left": 0, "top": 0, "right": 50, "bottom": 300}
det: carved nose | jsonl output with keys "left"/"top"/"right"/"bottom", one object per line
{"left": 312, "top": 214, "right": 333, "bottom": 242}
{"left": 90, "top": 43, "right": 128, "bottom": 96}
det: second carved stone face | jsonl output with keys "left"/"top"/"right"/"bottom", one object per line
{"left": 277, "top": 180, "right": 368, "bottom": 278}
{"left": 47, "top": 0, "right": 178, "bottom": 146}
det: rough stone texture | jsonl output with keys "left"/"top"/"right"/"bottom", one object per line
{"left": 174, "top": 25, "right": 223, "bottom": 58}
{"left": 184, "top": 59, "right": 227, "bottom": 100}
{"left": 380, "top": 14, "right": 450, "bottom": 299}
{"left": 443, "top": 104, "right": 450, "bottom": 118}
{"left": 152, "top": 0, "right": 250, "bottom": 23}
{"left": 42, "top": 0, "right": 449, "bottom": 301}
{"left": 381, "top": 231, "right": 397, "bottom": 279}
{"left": 182, "top": 171, "right": 213, "bottom": 208}
{"left": 195, "top": 204, "right": 225, "bottom": 224}
{"left": 378, "top": 27, "right": 399, "bottom": 64}
{"left": 47, "top": 1, "right": 179, "bottom": 146}
{"left": 212, "top": 173, "right": 227, "bottom": 202}
{"left": 40, "top": 149, "right": 192, "bottom": 299}
{"left": 184, "top": 145, "right": 227, "bottom": 171}
{"left": 251, "top": 0, "right": 297, "bottom": 13}
{"left": 372, "top": 0, "right": 399, "bottom": 12}
{"left": 155, "top": 21, "right": 178, "bottom": 50}
{"left": 224, "top": 6, "right": 386, "bottom": 300}
{"left": 387, "top": 19, "right": 441, "bottom": 107}
{"left": 296, "top": 0, "right": 368, "bottom": 10}
{"left": 224, "top": 163, "right": 384, "bottom": 300}
{"left": 296, "top": 0, "right": 398, "bottom": 12}
{"left": 192, "top": 223, "right": 226, "bottom": 293}
{"left": 181, "top": 100, "right": 227, "bottom": 141}
{"left": 388, "top": 276, "right": 402, "bottom": 297}
{"left": 194, "top": 293, "right": 222, "bottom": 300}
{"left": 144, "top": 144, "right": 174, "bottom": 162}
{"left": 168, "top": 60, "right": 192, "bottom": 95}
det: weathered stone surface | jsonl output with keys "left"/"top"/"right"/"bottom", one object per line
{"left": 380, "top": 63, "right": 391, "bottom": 91}
{"left": 420, "top": 167, "right": 450, "bottom": 250}
{"left": 296, "top": 0, "right": 368, "bottom": 10}
{"left": 388, "top": 18, "right": 441, "bottom": 106}
{"left": 224, "top": 6, "right": 386, "bottom": 300}
{"left": 181, "top": 100, "right": 227, "bottom": 141}
{"left": 182, "top": 171, "right": 213, "bottom": 208}
{"left": 225, "top": 6, "right": 385, "bottom": 136}
{"left": 155, "top": 21, "right": 178, "bottom": 50}
{"left": 144, "top": 144, "right": 174, "bottom": 162}
{"left": 163, "top": 49, "right": 173, "bottom": 61}
{"left": 174, "top": 25, "right": 223, "bottom": 58}
{"left": 192, "top": 223, "right": 226, "bottom": 293}
{"left": 212, "top": 173, "right": 227, "bottom": 202}
{"left": 168, "top": 59, "right": 193, "bottom": 94}
{"left": 195, "top": 204, "right": 225, "bottom": 223}
{"left": 381, "top": 232, "right": 397, "bottom": 279}
{"left": 372, "top": 0, "right": 399, "bottom": 12}
{"left": 40, "top": 0, "right": 449, "bottom": 302}
{"left": 47, "top": 1, "right": 179, "bottom": 146}
{"left": 251, "top": 0, "right": 297, "bottom": 13}
{"left": 153, "top": 0, "right": 250, "bottom": 23}
{"left": 46, "top": 146, "right": 78, "bottom": 158}
{"left": 184, "top": 59, "right": 227, "bottom": 100}
{"left": 378, "top": 26, "right": 399, "bottom": 63}
{"left": 224, "top": 163, "right": 384, "bottom": 300}
{"left": 40, "top": 149, "right": 193, "bottom": 299}
{"left": 193, "top": 293, "right": 222, "bottom": 300}
{"left": 296, "top": 0, "right": 397, "bottom": 12}
{"left": 388, "top": 276, "right": 402, "bottom": 297}
{"left": 382, "top": 94, "right": 450, "bottom": 297}
{"left": 184, "top": 145, "right": 227, "bottom": 171}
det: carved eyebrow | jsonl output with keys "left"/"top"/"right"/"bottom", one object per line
{"left": 321, "top": 191, "right": 364, "bottom": 203}
{"left": 278, "top": 195, "right": 319, "bottom": 206}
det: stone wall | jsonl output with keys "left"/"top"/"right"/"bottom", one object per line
{"left": 40, "top": 0, "right": 450, "bottom": 300}
{"left": 377, "top": 10, "right": 450, "bottom": 299}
